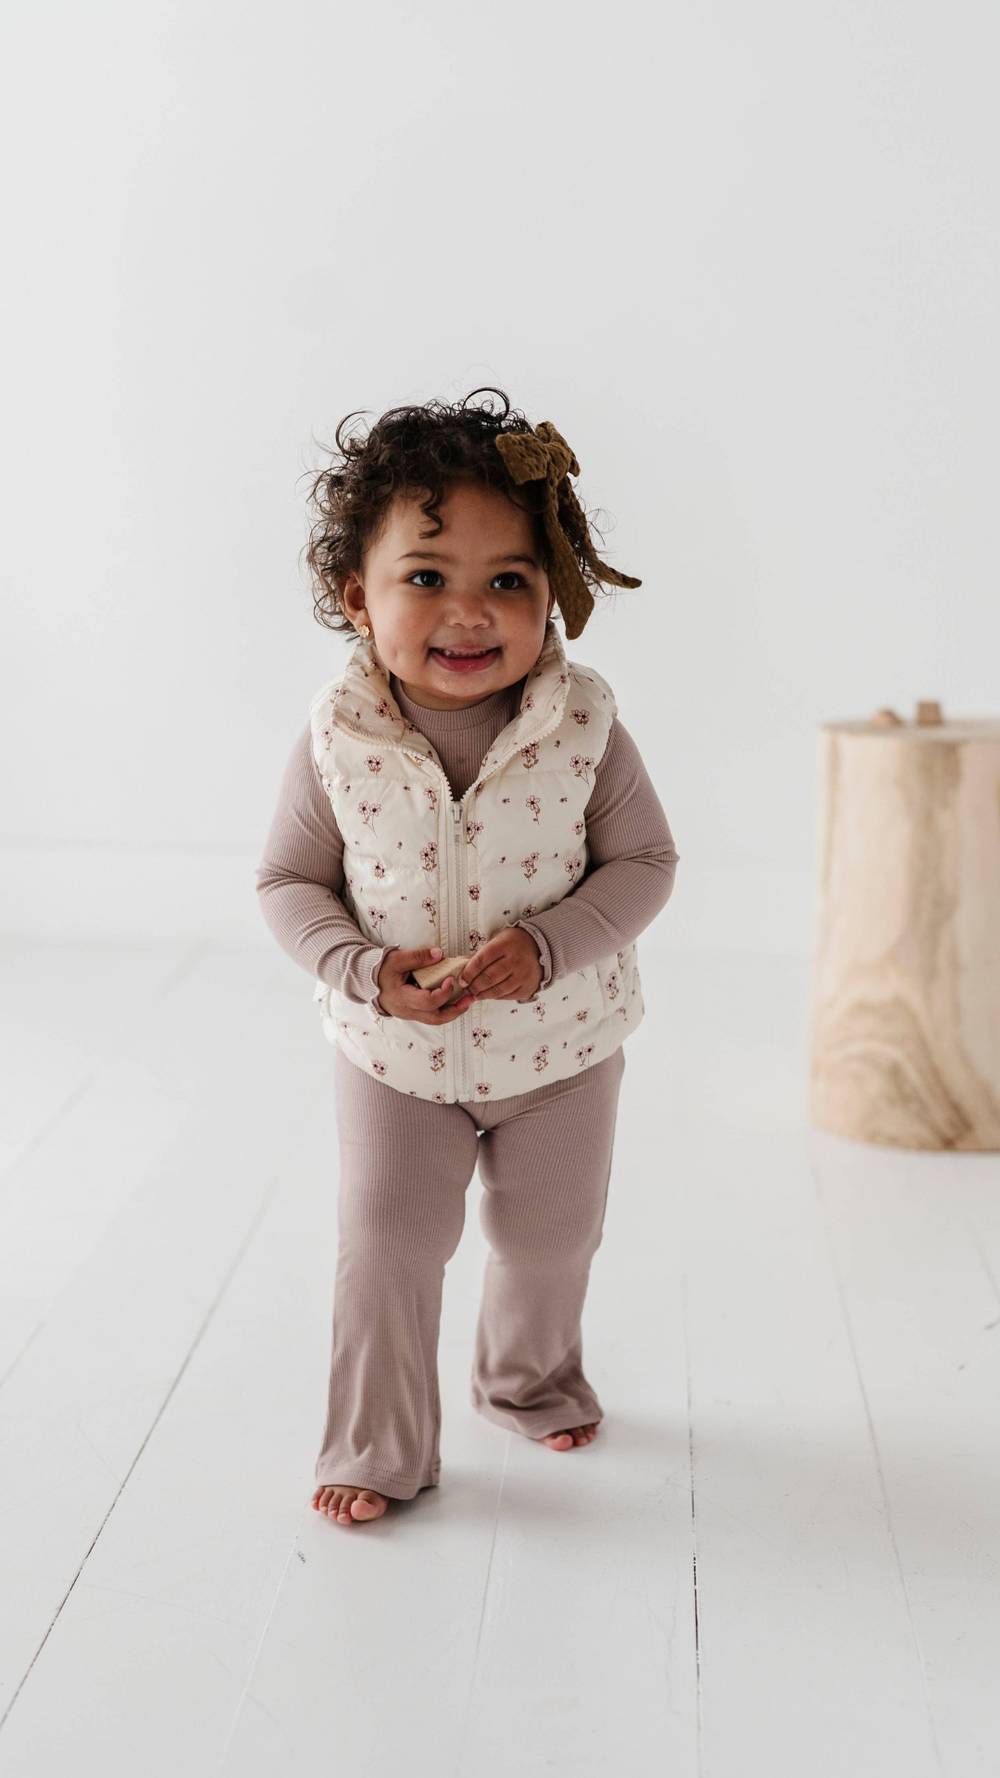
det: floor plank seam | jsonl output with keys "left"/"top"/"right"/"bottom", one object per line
{"left": 682, "top": 1273, "right": 704, "bottom": 1776}
{"left": 213, "top": 1525, "right": 302, "bottom": 1775}
{"left": 808, "top": 1148, "right": 946, "bottom": 1777}
{"left": 963, "top": 1207, "right": 1000, "bottom": 1316}
{"left": 0, "top": 938, "right": 210, "bottom": 1200}
{"left": 454, "top": 1430, "right": 512, "bottom": 1778}
{"left": 0, "top": 1173, "right": 278, "bottom": 1738}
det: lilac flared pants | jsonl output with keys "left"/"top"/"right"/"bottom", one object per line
{"left": 315, "top": 1043, "right": 626, "bottom": 1498}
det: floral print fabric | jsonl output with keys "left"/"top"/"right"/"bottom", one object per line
{"left": 309, "top": 623, "right": 642, "bottom": 1101}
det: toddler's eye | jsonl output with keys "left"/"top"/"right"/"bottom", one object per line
{"left": 491, "top": 573, "right": 525, "bottom": 590}
{"left": 409, "top": 570, "right": 444, "bottom": 588}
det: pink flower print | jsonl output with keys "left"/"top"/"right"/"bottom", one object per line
{"left": 532, "top": 1045, "right": 549, "bottom": 1072}
{"left": 433, "top": 1091, "right": 447, "bottom": 1104}
{"left": 397, "top": 840, "right": 403, "bottom": 849}
{"left": 501, "top": 797, "right": 510, "bottom": 804}
{"left": 419, "top": 842, "right": 437, "bottom": 871}
{"left": 429, "top": 1047, "right": 446, "bottom": 1074}
{"left": 569, "top": 754, "right": 595, "bottom": 784}
{"left": 570, "top": 708, "right": 590, "bottom": 727}
{"left": 499, "top": 856, "right": 506, "bottom": 864}
{"left": 373, "top": 860, "right": 385, "bottom": 879}
{"left": 576, "top": 1043, "right": 596, "bottom": 1068}
{"left": 424, "top": 786, "right": 438, "bottom": 812}
{"left": 558, "top": 672, "right": 569, "bottom": 685}
{"left": 521, "top": 904, "right": 535, "bottom": 918}
{"left": 475, "top": 1082, "right": 492, "bottom": 1099}
{"left": 522, "top": 852, "right": 539, "bottom": 881}
{"left": 574, "top": 820, "right": 585, "bottom": 837}
{"left": 371, "top": 1058, "right": 387, "bottom": 1077}
{"left": 374, "top": 697, "right": 392, "bottom": 720}
{"left": 466, "top": 819, "right": 484, "bottom": 846}
{"left": 606, "top": 969, "right": 620, "bottom": 1000}
{"left": 526, "top": 794, "right": 541, "bottom": 823}
{"left": 617, "top": 950, "right": 625, "bottom": 969}
{"left": 468, "top": 883, "right": 481, "bottom": 902}
{"left": 565, "top": 857, "right": 584, "bottom": 885}
{"left": 368, "top": 906, "right": 387, "bottom": 937}
{"left": 365, "top": 753, "right": 384, "bottom": 776}
{"left": 346, "top": 874, "right": 354, "bottom": 888}
{"left": 421, "top": 896, "right": 437, "bottom": 923}
{"left": 358, "top": 799, "right": 382, "bottom": 833}
{"left": 469, "top": 928, "right": 485, "bottom": 952}
{"left": 472, "top": 1026, "right": 491, "bottom": 1052}
{"left": 534, "top": 1002, "right": 545, "bottom": 1023}
{"left": 523, "top": 690, "right": 535, "bottom": 710}
{"left": 575, "top": 1008, "right": 589, "bottom": 1022}
{"left": 321, "top": 725, "right": 335, "bottom": 745}
{"left": 521, "top": 742, "right": 540, "bottom": 770}
{"left": 404, "top": 719, "right": 420, "bottom": 733}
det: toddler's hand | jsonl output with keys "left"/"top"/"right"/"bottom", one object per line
{"left": 458, "top": 927, "right": 543, "bottom": 1003}
{"left": 375, "top": 946, "right": 475, "bottom": 1024}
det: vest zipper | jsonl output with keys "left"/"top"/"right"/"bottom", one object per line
{"left": 449, "top": 797, "right": 473, "bottom": 1102}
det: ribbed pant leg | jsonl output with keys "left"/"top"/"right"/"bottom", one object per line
{"left": 469, "top": 1046, "right": 625, "bottom": 1441}
{"left": 315, "top": 1048, "right": 480, "bottom": 1499}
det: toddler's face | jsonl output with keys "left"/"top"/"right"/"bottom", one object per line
{"left": 341, "top": 480, "right": 554, "bottom": 710}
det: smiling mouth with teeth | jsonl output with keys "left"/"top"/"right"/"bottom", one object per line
{"left": 430, "top": 645, "right": 501, "bottom": 672}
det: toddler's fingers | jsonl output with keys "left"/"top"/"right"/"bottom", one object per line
{"left": 468, "top": 962, "right": 515, "bottom": 997}
{"left": 458, "top": 952, "right": 497, "bottom": 990}
{"left": 395, "top": 979, "right": 471, "bottom": 1018}
{"left": 427, "top": 991, "right": 475, "bottom": 1022}
{"left": 394, "top": 945, "right": 443, "bottom": 974}
{"left": 392, "top": 980, "right": 451, "bottom": 1014}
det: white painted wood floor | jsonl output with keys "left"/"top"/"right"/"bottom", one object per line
{"left": 0, "top": 939, "right": 998, "bottom": 1777}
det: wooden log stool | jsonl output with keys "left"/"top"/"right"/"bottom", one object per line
{"left": 810, "top": 702, "right": 1000, "bottom": 1150}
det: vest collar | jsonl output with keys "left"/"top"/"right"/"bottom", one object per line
{"left": 329, "top": 621, "right": 572, "bottom": 784}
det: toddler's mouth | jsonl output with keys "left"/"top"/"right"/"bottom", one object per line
{"left": 429, "top": 646, "right": 501, "bottom": 673}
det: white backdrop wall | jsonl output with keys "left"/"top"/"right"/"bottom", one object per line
{"left": 3, "top": 0, "right": 998, "bottom": 954}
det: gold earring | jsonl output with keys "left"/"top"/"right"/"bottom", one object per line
{"left": 358, "top": 622, "right": 371, "bottom": 638}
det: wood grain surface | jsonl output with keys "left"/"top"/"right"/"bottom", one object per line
{"left": 810, "top": 718, "right": 1000, "bottom": 1149}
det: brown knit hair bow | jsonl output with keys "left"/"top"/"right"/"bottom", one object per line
{"left": 494, "top": 421, "right": 641, "bottom": 639}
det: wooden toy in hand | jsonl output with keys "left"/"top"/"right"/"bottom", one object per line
{"left": 411, "top": 955, "right": 471, "bottom": 1005}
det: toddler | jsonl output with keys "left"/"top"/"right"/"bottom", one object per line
{"left": 257, "top": 389, "right": 679, "bottom": 1526}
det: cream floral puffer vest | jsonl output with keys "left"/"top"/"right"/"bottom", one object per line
{"left": 309, "top": 622, "right": 643, "bottom": 1102}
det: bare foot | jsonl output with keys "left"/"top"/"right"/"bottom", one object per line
{"left": 312, "top": 1484, "right": 388, "bottom": 1525}
{"left": 538, "top": 1422, "right": 600, "bottom": 1452}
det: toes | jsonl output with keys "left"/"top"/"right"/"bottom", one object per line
{"left": 540, "top": 1422, "right": 600, "bottom": 1451}
{"left": 314, "top": 1485, "right": 387, "bottom": 1524}
{"left": 351, "top": 1490, "right": 387, "bottom": 1520}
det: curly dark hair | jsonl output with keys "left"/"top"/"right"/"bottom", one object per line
{"left": 303, "top": 387, "right": 616, "bottom": 634}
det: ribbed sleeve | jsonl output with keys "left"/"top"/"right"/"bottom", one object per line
{"left": 515, "top": 719, "right": 678, "bottom": 980}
